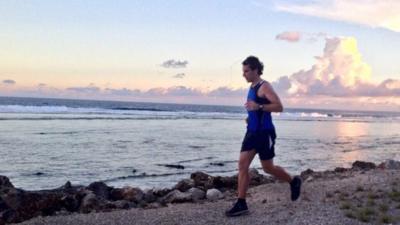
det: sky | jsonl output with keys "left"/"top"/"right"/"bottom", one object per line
{"left": 0, "top": 0, "right": 399, "bottom": 111}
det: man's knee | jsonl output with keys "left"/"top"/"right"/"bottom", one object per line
{"left": 238, "top": 150, "right": 256, "bottom": 173}
{"left": 262, "top": 162, "right": 275, "bottom": 174}
{"left": 238, "top": 160, "right": 250, "bottom": 173}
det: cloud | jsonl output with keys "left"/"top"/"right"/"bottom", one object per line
{"left": 103, "top": 86, "right": 244, "bottom": 98}
{"left": 271, "top": 76, "right": 292, "bottom": 96}
{"left": 172, "top": 73, "right": 185, "bottom": 79}
{"left": 276, "top": 31, "right": 328, "bottom": 43}
{"left": 279, "top": 95, "right": 400, "bottom": 111}
{"left": 105, "top": 88, "right": 141, "bottom": 96}
{"left": 2, "top": 79, "right": 398, "bottom": 110}
{"left": 273, "top": 36, "right": 400, "bottom": 97}
{"left": 104, "top": 87, "right": 203, "bottom": 98}
{"left": 276, "top": 31, "right": 302, "bottom": 42}
{"left": 208, "top": 87, "right": 246, "bottom": 97}
{"left": 358, "top": 79, "right": 400, "bottom": 96}
{"left": 163, "top": 86, "right": 202, "bottom": 96}
{"left": 66, "top": 84, "right": 101, "bottom": 93}
{"left": 275, "top": 0, "right": 400, "bottom": 32}
{"left": 2, "top": 79, "right": 16, "bottom": 85}
{"left": 161, "top": 59, "right": 189, "bottom": 68}
{"left": 146, "top": 87, "right": 166, "bottom": 96}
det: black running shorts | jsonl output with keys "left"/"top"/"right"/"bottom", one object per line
{"left": 241, "top": 129, "right": 276, "bottom": 160}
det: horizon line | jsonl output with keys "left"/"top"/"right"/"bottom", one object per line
{"left": 0, "top": 95, "right": 399, "bottom": 114}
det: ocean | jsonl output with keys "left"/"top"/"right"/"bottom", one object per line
{"left": 0, "top": 96, "right": 399, "bottom": 190}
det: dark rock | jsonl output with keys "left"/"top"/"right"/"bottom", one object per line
{"left": 377, "top": 162, "right": 385, "bottom": 169}
{"left": 56, "top": 182, "right": 86, "bottom": 198}
{"left": 352, "top": 161, "right": 376, "bottom": 170}
{"left": 190, "top": 170, "right": 273, "bottom": 191}
{"left": 62, "top": 181, "right": 72, "bottom": 189}
{"left": 79, "top": 193, "right": 101, "bottom": 213}
{"left": 212, "top": 176, "right": 237, "bottom": 189}
{"left": 60, "top": 195, "right": 80, "bottom": 212}
{"left": 110, "top": 188, "right": 124, "bottom": 201}
{"left": 0, "top": 176, "right": 14, "bottom": 194}
{"left": 249, "top": 168, "right": 264, "bottom": 185}
{"left": 190, "top": 171, "right": 212, "bottom": 188}
{"left": 381, "top": 159, "right": 400, "bottom": 169}
{"left": 152, "top": 188, "right": 172, "bottom": 197}
{"left": 210, "top": 162, "right": 225, "bottom": 166}
{"left": 121, "top": 187, "right": 144, "bottom": 203}
{"left": 0, "top": 197, "right": 8, "bottom": 212}
{"left": 334, "top": 167, "right": 349, "bottom": 173}
{"left": 103, "top": 202, "right": 117, "bottom": 211}
{"left": 78, "top": 188, "right": 93, "bottom": 200}
{"left": 160, "top": 190, "right": 192, "bottom": 203}
{"left": 0, "top": 209, "right": 18, "bottom": 224}
{"left": 158, "top": 164, "right": 185, "bottom": 169}
{"left": 143, "top": 189, "right": 157, "bottom": 203}
{"left": 249, "top": 168, "right": 260, "bottom": 176}
{"left": 174, "top": 179, "right": 194, "bottom": 192}
{"left": 137, "top": 201, "right": 148, "bottom": 208}
{"left": 300, "top": 169, "right": 314, "bottom": 179}
{"left": 1, "top": 188, "right": 63, "bottom": 222}
{"left": 112, "top": 200, "right": 131, "bottom": 209}
{"left": 87, "top": 182, "right": 112, "bottom": 200}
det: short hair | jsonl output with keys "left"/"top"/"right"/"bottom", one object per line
{"left": 242, "top": 56, "right": 264, "bottom": 75}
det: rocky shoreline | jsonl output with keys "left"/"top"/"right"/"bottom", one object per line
{"left": 1, "top": 160, "right": 400, "bottom": 224}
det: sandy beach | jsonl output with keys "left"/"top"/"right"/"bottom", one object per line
{"left": 12, "top": 162, "right": 400, "bottom": 225}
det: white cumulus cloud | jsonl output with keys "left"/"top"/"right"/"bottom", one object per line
{"left": 273, "top": 36, "right": 400, "bottom": 98}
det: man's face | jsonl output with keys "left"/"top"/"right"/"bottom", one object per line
{"left": 242, "top": 65, "right": 258, "bottom": 83}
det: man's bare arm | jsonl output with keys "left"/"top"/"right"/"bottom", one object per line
{"left": 260, "top": 82, "right": 283, "bottom": 112}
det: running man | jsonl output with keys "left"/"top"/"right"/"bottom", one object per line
{"left": 225, "top": 56, "right": 302, "bottom": 217}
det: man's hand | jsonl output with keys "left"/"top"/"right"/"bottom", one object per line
{"left": 245, "top": 100, "right": 259, "bottom": 111}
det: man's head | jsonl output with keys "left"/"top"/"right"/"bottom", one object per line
{"left": 242, "top": 56, "right": 264, "bottom": 83}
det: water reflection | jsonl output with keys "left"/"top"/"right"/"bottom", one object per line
{"left": 335, "top": 122, "right": 368, "bottom": 137}
{"left": 334, "top": 122, "right": 369, "bottom": 166}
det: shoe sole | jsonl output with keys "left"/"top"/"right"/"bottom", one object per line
{"left": 226, "top": 209, "right": 249, "bottom": 217}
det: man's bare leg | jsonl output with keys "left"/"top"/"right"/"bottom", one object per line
{"left": 226, "top": 150, "right": 257, "bottom": 217}
{"left": 238, "top": 150, "right": 257, "bottom": 198}
{"left": 261, "top": 159, "right": 302, "bottom": 201}
{"left": 260, "top": 159, "right": 292, "bottom": 183}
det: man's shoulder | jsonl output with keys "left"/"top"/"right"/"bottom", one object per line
{"left": 261, "top": 80, "right": 271, "bottom": 86}
{"left": 260, "top": 80, "right": 273, "bottom": 91}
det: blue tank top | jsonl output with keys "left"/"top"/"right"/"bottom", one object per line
{"left": 247, "top": 80, "right": 275, "bottom": 132}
